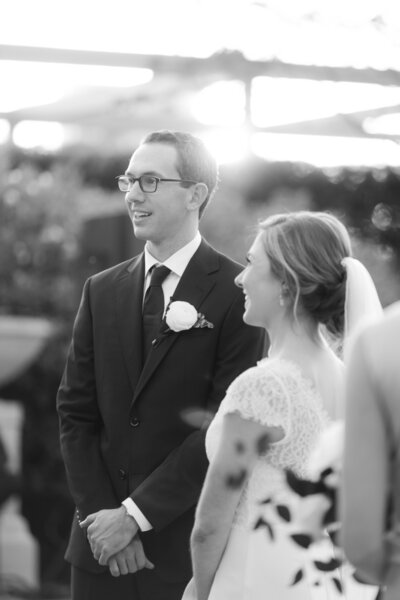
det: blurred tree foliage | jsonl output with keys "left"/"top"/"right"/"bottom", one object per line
{"left": 203, "top": 159, "right": 400, "bottom": 309}
{"left": 0, "top": 156, "right": 82, "bottom": 318}
{"left": 231, "top": 157, "right": 400, "bottom": 267}
{"left": 0, "top": 146, "right": 128, "bottom": 317}
{"left": 2, "top": 148, "right": 400, "bottom": 320}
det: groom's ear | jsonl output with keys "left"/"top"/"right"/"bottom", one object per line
{"left": 186, "top": 182, "right": 208, "bottom": 213}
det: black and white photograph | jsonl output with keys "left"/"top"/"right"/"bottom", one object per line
{"left": 0, "top": 2, "right": 400, "bottom": 599}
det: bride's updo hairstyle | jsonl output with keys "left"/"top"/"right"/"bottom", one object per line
{"left": 259, "top": 211, "right": 352, "bottom": 336}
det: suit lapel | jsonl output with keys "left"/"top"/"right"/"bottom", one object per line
{"left": 132, "top": 240, "right": 219, "bottom": 404}
{"left": 116, "top": 254, "right": 145, "bottom": 392}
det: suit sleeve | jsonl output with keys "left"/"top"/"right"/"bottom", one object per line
{"left": 130, "top": 289, "right": 266, "bottom": 530}
{"left": 57, "top": 279, "right": 118, "bottom": 519}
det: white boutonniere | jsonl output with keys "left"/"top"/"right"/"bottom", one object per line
{"left": 165, "top": 301, "right": 214, "bottom": 332}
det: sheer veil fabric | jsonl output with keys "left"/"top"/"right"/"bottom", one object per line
{"left": 341, "top": 257, "right": 383, "bottom": 362}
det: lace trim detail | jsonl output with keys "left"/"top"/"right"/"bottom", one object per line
{"left": 206, "top": 357, "right": 330, "bottom": 527}
{"left": 219, "top": 361, "right": 293, "bottom": 438}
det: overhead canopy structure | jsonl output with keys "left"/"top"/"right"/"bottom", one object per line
{"left": 1, "top": 0, "right": 400, "bottom": 165}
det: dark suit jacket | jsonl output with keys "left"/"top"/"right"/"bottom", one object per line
{"left": 57, "top": 239, "right": 265, "bottom": 589}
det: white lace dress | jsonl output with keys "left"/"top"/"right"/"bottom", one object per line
{"left": 182, "top": 357, "right": 330, "bottom": 600}
{"left": 183, "top": 357, "right": 377, "bottom": 600}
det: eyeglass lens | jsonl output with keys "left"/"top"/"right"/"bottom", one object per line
{"left": 118, "top": 175, "right": 158, "bottom": 192}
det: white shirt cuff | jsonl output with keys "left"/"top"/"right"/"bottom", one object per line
{"left": 122, "top": 498, "right": 153, "bottom": 531}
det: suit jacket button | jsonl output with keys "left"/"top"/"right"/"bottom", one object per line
{"left": 130, "top": 416, "right": 140, "bottom": 427}
{"left": 118, "top": 469, "right": 127, "bottom": 480}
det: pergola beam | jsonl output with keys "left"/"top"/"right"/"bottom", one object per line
{"left": 1, "top": 44, "right": 400, "bottom": 86}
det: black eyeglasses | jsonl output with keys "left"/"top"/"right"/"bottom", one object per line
{"left": 116, "top": 174, "right": 198, "bottom": 193}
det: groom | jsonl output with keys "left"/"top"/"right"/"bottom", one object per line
{"left": 57, "top": 130, "right": 265, "bottom": 600}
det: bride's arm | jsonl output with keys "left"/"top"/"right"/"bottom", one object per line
{"left": 191, "top": 412, "right": 278, "bottom": 600}
{"left": 341, "top": 330, "right": 388, "bottom": 584}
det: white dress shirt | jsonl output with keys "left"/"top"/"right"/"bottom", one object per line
{"left": 122, "top": 231, "right": 202, "bottom": 530}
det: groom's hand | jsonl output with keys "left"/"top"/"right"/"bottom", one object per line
{"left": 80, "top": 506, "right": 139, "bottom": 565}
{"left": 108, "top": 535, "right": 155, "bottom": 577}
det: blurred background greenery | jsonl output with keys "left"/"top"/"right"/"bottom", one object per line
{"left": 2, "top": 147, "right": 400, "bottom": 320}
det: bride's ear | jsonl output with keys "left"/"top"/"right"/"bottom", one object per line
{"left": 279, "top": 282, "right": 289, "bottom": 307}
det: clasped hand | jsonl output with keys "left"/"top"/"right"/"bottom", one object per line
{"left": 107, "top": 535, "right": 154, "bottom": 577}
{"left": 80, "top": 506, "right": 154, "bottom": 576}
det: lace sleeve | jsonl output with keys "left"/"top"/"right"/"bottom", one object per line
{"left": 220, "top": 363, "right": 290, "bottom": 434}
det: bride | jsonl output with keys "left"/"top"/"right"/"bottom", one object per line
{"left": 182, "top": 211, "right": 380, "bottom": 600}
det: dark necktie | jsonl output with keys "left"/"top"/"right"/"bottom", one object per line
{"left": 142, "top": 265, "right": 171, "bottom": 361}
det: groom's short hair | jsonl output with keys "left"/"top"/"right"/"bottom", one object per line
{"left": 141, "top": 130, "right": 219, "bottom": 217}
